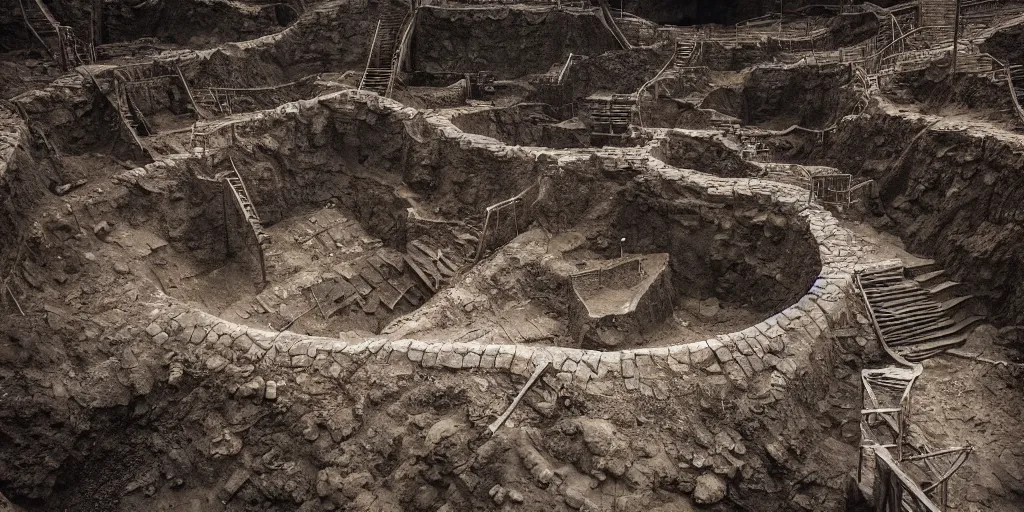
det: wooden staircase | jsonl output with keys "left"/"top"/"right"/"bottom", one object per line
{"left": 673, "top": 40, "right": 697, "bottom": 69}
{"left": 358, "top": 6, "right": 409, "bottom": 96}
{"left": 116, "top": 81, "right": 153, "bottom": 137}
{"left": 1010, "top": 65, "right": 1024, "bottom": 107}
{"left": 857, "top": 263, "right": 983, "bottom": 362}
{"left": 590, "top": 94, "right": 635, "bottom": 136}
{"left": 17, "top": 0, "right": 91, "bottom": 71}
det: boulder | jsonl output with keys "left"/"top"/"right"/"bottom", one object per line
{"left": 693, "top": 473, "right": 727, "bottom": 505}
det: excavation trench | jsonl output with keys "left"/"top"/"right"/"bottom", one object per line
{"left": 640, "top": 63, "right": 865, "bottom": 131}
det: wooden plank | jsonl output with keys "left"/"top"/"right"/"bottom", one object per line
{"left": 326, "top": 279, "right": 357, "bottom": 303}
{"left": 361, "top": 291, "right": 380, "bottom": 314}
{"left": 899, "top": 334, "right": 968, "bottom": 357}
{"left": 875, "top": 310, "right": 946, "bottom": 327}
{"left": 348, "top": 274, "right": 373, "bottom": 296}
{"left": 374, "top": 279, "right": 402, "bottom": 311}
{"left": 407, "top": 250, "right": 442, "bottom": 283}
{"left": 871, "top": 295, "right": 933, "bottom": 308}
{"left": 881, "top": 318, "right": 955, "bottom": 339}
{"left": 403, "top": 254, "right": 436, "bottom": 293}
{"left": 865, "top": 286, "right": 929, "bottom": 299}
{"left": 873, "top": 448, "right": 943, "bottom": 512}
{"left": 324, "top": 293, "right": 361, "bottom": 317}
{"left": 487, "top": 361, "right": 552, "bottom": 435}
{"left": 875, "top": 304, "right": 946, "bottom": 320}
{"left": 895, "top": 316, "right": 983, "bottom": 346}
{"left": 357, "top": 260, "right": 387, "bottom": 287}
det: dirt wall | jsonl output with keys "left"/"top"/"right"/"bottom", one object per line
{"left": 741, "top": 64, "right": 859, "bottom": 129}
{"left": 100, "top": 0, "right": 285, "bottom": 48}
{"left": 887, "top": 66, "right": 1024, "bottom": 130}
{"left": 412, "top": 7, "right": 620, "bottom": 79}
{"left": 450, "top": 105, "right": 588, "bottom": 148}
{"left": 11, "top": 72, "right": 145, "bottom": 161}
{"left": 614, "top": 173, "right": 821, "bottom": 316}
{"left": 808, "top": 111, "right": 1024, "bottom": 324}
{"left": 172, "top": 2, "right": 378, "bottom": 89}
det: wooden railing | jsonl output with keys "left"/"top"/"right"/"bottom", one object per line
{"left": 18, "top": 0, "right": 93, "bottom": 71}
{"left": 635, "top": 48, "right": 684, "bottom": 128}
{"left": 596, "top": 0, "right": 632, "bottom": 50}
{"left": 359, "top": 19, "right": 383, "bottom": 90}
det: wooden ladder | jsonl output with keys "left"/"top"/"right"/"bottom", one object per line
{"left": 223, "top": 160, "right": 270, "bottom": 283}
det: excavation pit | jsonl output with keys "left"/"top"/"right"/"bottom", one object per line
{"left": 568, "top": 253, "right": 674, "bottom": 349}
{"left": 5, "top": 1, "right": 1024, "bottom": 511}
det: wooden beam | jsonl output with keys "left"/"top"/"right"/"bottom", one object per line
{"left": 487, "top": 361, "right": 551, "bottom": 435}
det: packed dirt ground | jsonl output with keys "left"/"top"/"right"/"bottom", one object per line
{"left": 2, "top": 0, "right": 1024, "bottom": 511}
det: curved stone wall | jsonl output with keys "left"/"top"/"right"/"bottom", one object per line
{"left": 126, "top": 89, "right": 863, "bottom": 403}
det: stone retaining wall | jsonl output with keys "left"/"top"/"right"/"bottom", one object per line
{"left": 130, "top": 89, "right": 867, "bottom": 413}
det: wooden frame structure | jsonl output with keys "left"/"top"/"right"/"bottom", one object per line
{"left": 473, "top": 184, "right": 539, "bottom": 262}
{"left": 858, "top": 365, "right": 920, "bottom": 473}
{"left": 870, "top": 446, "right": 944, "bottom": 512}
{"left": 112, "top": 62, "right": 202, "bottom": 137}
{"left": 569, "top": 259, "right": 643, "bottom": 290}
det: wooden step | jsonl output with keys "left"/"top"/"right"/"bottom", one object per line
{"left": 927, "top": 280, "right": 963, "bottom": 300}
{"left": 890, "top": 315, "right": 984, "bottom": 346}
{"left": 897, "top": 333, "right": 970, "bottom": 361}
{"left": 913, "top": 269, "right": 946, "bottom": 285}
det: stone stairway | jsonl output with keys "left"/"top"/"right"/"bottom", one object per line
{"left": 857, "top": 262, "right": 983, "bottom": 362}
{"left": 673, "top": 40, "right": 696, "bottom": 69}
{"left": 358, "top": 6, "right": 409, "bottom": 96}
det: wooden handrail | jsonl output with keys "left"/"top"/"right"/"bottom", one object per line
{"left": 18, "top": 0, "right": 51, "bottom": 56}
{"left": 359, "top": 19, "right": 382, "bottom": 91}
{"left": 635, "top": 48, "right": 681, "bottom": 128}
{"left": 596, "top": 0, "right": 632, "bottom": 50}
{"left": 556, "top": 53, "right": 575, "bottom": 85}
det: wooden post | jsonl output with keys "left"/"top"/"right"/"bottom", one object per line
{"left": 92, "top": 0, "right": 103, "bottom": 48}
{"left": 951, "top": 0, "right": 962, "bottom": 78}
{"left": 223, "top": 184, "right": 231, "bottom": 256}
